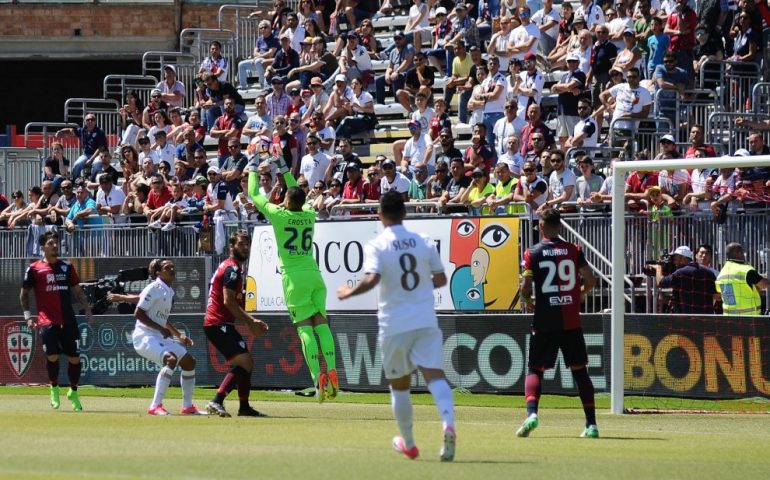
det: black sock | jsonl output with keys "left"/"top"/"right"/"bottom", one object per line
{"left": 572, "top": 367, "right": 596, "bottom": 427}
{"left": 46, "top": 359, "right": 60, "bottom": 385}
{"left": 67, "top": 362, "right": 81, "bottom": 390}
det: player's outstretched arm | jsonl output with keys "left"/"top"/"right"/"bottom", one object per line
{"left": 223, "top": 287, "right": 268, "bottom": 338}
{"left": 337, "top": 273, "right": 380, "bottom": 300}
{"left": 247, "top": 169, "right": 270, "bottom": 212}
{"left": 432, "top": 272, "right": 447, "bottom": 289}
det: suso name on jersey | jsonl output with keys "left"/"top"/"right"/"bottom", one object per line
{"left": 391, "top": 238, "right": 417, "bottom": 251}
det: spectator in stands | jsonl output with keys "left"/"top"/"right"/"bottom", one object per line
{"left": 202, "top": 73, "right": 247, "bottom": 134}
{"left": 479, "top": 56, "right": 507, "bottom": 150}
{"left": 513, "top": 160, "right": 548, "bottom": 219}
{"left": 267, "top": 35, "right": 299, "bottom": 83}
{"left": 244, "top": 96, "right": 272, "bottom": 154}
{"left": 613, "top": 28, "right": 643, "bottom": 79}
{"left": 575, "top": 156, "right": 603, "bottom": 207}
{"left": 118, "top": 90, "right": 144, "bottom": 149}
{"left": 564, "top": 98, "right": 599, "bottom": 149}
{"left": 659, "top": 160, "right": 691, "bottom": 207}
{"left": 281, "top": 13, "right": 305, "bottom": 52}
{"left": 145, "top": 173, "right": 172, "bottom": 224}
{"left": 443, "top": 41, "right": 473, "bottom": 119}
{"left": 362, "top": 166, "right": 381, "bottom": 202}
{"left": 56, "top": 114, "right": 108, "bottom": 181}
{"left": 329, "top": 137, "right": 363, "bottom": 183}
{"left": 515, "top": 53, "right": 544, "bottom": 128}
{"left": 426, "top": 159, "right": 450, "bottom": 201}
{"left": 137, "top": 136, "right": 159, "bottom": 167}
{"left": 576, "top": 0, "right": 605, "bottom": 31}
{"left": 549, "top": 12, "right": 583, "bottom": 69}
{"left": 400, "top": 121, "right": 433, "bottom": 178}
{"left": 600, "top": 67, "right": 652, "bottom": 140}
{"left": 334, "top": 77, "right": 376, "bottom": 138}
{"left": 464, "top": 123, "right": 495, "bottom": 176}
{"left": 401, "top": 0, "right": 429, "bottom": 53}
{"left": 624, "top": 169, "right": 659, "bottom": 210}
{"left": 309, "top": 110, "right": 335, "bottom": 156}
{"left": 220, "top": 137, "right": 249, "bottom": 197}
{"left": 211, "top": 97, "right": 246, "bottom": 164}
{"left": 340, "top": 163, "right": 365, "bottom": 205}
{"left": 266, "top": 77, "right": 292, "bottom": 121}
{"left": 635, "top": 1, "right": 654, "bottom": 72}
{"left": 608, "top": 2, "right": 634, "bottom": 51}
{"left": 338, "top": 31, "right": 374, "bottom": 85}
{"left": 730, "top": 11, "right": 763, "bottom": 67}
{"left": 532, "top": 0, "right": 560, "bottom": 56}
{"left": 654, "top": 51, "right": 688, "bottom": 124}
{"left": 444, "top": 4, "right": 479, "bottom": 77}
{"left": 696, "top": 244, "right": 719, "bottom": 277}
{"left": 520, "top": 104, "right": 554, "bottom": 158}
{"left": 64, "top": 184, "right": 100, "bottom": 236}
{"left": 43, "top": 142, "right": 70, "bottom": 193}
{"left": 436, "top": 158, "right": 470, "bottom": 212}
{"left": 288, "top": 111, "right": 306, "bottom": 159}
{"left": 589, "top": 24, "right": 618, "bottom": 107}
{"left": 187, "top": 109, "right": 206, "bottom": 144}
{"left": 486, "top": 162, "right": 520, "bottom": 214}
{"left": 158, "top": 160, "right": 172, "bottom": 182}
{"left": 157, "top": 65, "right": 185, "bottom": 109}
{"left": 299, "top": 133, "right": 332, "bottom": 187}
{"left": 693, "top": 23, "right": 724, "bottom": 77}
{"left": 168, "top": 108, "right": 189, "bottom": 146}
{"left": 747, "top": 132, "right": 770, "bottom": 155}
{"left": 147, "top": 110, "right": 172, "bottom": 147}
{"left": 175, "top": 126, "right": 205, "bottom": 170}
{"left": 395, "top": 52, "right": 435, "bottom": 115}
{"left": 492, "top": 100, "right": 520, "bottom": 157}
{"left": 590, "top": 162, "right": 615, "bottom": 205}
{"left": 152, "top": 178, "right": 190, "bottom": 231}
{"left": 0, "top": 191, "right": 25, "bottom": 228}
{"left": 430, "top": 128, "right": 463, "bottom": 167}
{"left": 26, "top": 181, "right": 57, "bottom": 226}
{"left": 665, "top": 0, "right": 698, "bottom": 80}
{"left": 142, "top": 90, "right": 167, "bottom": 130}
{"left": 303, "top": 77, "right": 329, "bottom": 122}
{"left": 311, "top": 176, "right": 340, "bottom": 217}
{"left": 538, "top": 150, "right": 577, "bottom": 213}
{"left": 646, "top": 16, "right": 671, "bottom": 79}
{"left": 287, "top": 36, "right": 337, "bottom": 90}
{"left": 323, "top": 75, "right": 356, "bottom": 124}
{"left": 120, "top": 145, "right": 140, "bottom": 187}
{"left": 271, "top": 115, "right": 300, "bottom": 177}
{"left": 407, "top": 162, "right": 430, "bottom": 200}
{"left": 683, "top": 162, "right": 718, "bottom": 211}
{"left": 684, "top": 125, "right": 717, "bottom": 157}
{"left": 153, "top": 130, "right": 175, "bottom": 166}
{"left": 656, "top": 134, "right": 680, "bottom": 159}
{"left": 710, "top": 167, "right": 739, "bottom": 218}
{"left": 375, "top": 31, "right": 415, "bottom": 106}
{"left": 552, "top": 52, "right": 587, "bottom": 149}
{"left": 486, "top": 14, "right": 513, "bottom": 75}
{"left": 302, "top": 18, "right": 327, "bottom": 45}
{"left": 428, "top": 97, "right": 451, "bottom": 140}
{"left": 379, "top": 158, "right": 410, "bottom": 200}
{"left": 199, "top": 41, "right": 229, "bottom": 83}
{"left": 658, "top": 245, "right": 718, "bottom": 314}
{"left": 424, "top": 7, "right": 454, "bottom": 76}
{"left": 459, "top": 167, "right": 494, "bottom": 215}
{"left": 497, "top": 134, "right": 524, "bottom": 175}
{"left": 509, "top": 6, "right": 541, "bottom": 61}
{"left": 467, "top": 65, "right": 488, "bottom": 127}
{"left": 234, "top": 175, "right": 258, "bottom": 222}
{"left": 48, "top": 180, "right": 76, "bottom": 225}
{"left": 94, "top": 172, "right": 126, "bottom": 219}
{"left": 238, "top": 20, "right": 280, "bottom": 88}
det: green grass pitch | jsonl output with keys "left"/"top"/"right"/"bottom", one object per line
{"left": 1, "top": 386, "right": 769, "bottom": 480}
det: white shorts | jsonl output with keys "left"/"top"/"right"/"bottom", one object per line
{"left": 133, "top": 332, "right": 188, "bottom": 366}
{"left": 557, "top": 115, "right": 580, "bottom": 138}
{"left": 381, "top": 327, "right": 444, "bottom": 380}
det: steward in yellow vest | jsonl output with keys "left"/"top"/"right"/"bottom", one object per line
{"left": 715, "top": 242, "right": 770, "bottom": 315}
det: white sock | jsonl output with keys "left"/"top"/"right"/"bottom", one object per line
{"left": 390, "top": 388, "right": 415, "bottom": 448}
{"left": 181, "top": 369, "right": 196, "bottom": 408}
{"left": 428, "top": 378, "right": 455, "bottom": 431}
{"left": 151, "top": 366, "right": 173, "bottom": 408}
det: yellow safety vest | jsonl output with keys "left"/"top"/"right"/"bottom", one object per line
{"left": 716, "top": 260, "right": 762, "bottom": 315}
{"left": 494, "top": 178, "right": 523, "bottom": 214}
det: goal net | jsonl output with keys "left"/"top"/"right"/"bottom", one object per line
{"left": 610, "top": 155, "right": 770, "bottom": 414}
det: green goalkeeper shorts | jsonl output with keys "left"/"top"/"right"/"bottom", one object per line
{"left": 282, "top": 269, "right": 327, "bottom": 323}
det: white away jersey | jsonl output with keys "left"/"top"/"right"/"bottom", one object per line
{"left": 363, "top": 224, "right": 444, "bottom": 337}
{"left": 134, "top": 278, "right": 175, "bottom": 337}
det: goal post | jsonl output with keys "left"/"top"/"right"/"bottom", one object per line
{"left": 610, "top": 155, "right": 770, "bottom": 414}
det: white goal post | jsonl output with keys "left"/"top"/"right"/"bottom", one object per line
{"left": 610, "top": 155, "right": 770, "bottom": 414}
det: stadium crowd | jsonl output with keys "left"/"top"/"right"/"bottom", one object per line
{"left": 5, "top": 0, "right": 770, "bottom": 257}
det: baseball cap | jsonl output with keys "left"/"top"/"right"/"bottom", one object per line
{"left": 310, "top": 76, "right": 323, "bottom": 86}
{"left": 195, "top": 175, "right": 208, "bottom": 185}
{"left": 623, "top": 28, "right": 635, "bottom": 35}
{"left": 207, "top": 166, "right": 221, "bottom": 175}
{"left": 394, "top": 30, "right": 405, "bottom": 38}
{"left": 407, "top": 120, "right": 421, "bottom": 129}
{"left": 660, "top": 134, "right": 676, "bottom": 144}
{"left": 335, "top": 74, "right": 346, "bottom": 82}
{"left": 455, "top": 3, "right": 467, "bottom": 10}
{"left": 280, "top": 33, "right": 291, "bottom": 41}
{"left": 673, "top": 246, "right": 693, "bottom": 259}
{"left": 164, "top": 65, "right": 176, "bottom": 74}
{"left": 734, "top": 148, "right": 750, "bottom": 157}
{"left": 566, "top": 52, "right": 580, "bottom": 62}
{"left": 345, "top": 163, "right": 361, "bottom": 171}
{"left": 150, "top": 88, "right": 162, "bottom": 96}
{"left": 472, "top": 167, "right": 485, "bottom": 176}
{"left": 346, "top": 31, "right": 359, "bottom": 39}
{"left": 382, "top": 159, "right": 396, "bottom": 167}
{"left": 301, "top": 36, "right": 314, "bottom": 45}
{"left": 436, "top": 6, "right": 448, "bottom": 15}
{"left": 523, "top": 52, "right": 537, "bottom": 61}
{"left": 289, "top": 88, "right": 301, "bottom": 96}
{"left": 574, "top": 14, "right": 587, "bottom": 23}
{"left": 270, "top": 76, "right": 285, "bottom": 84}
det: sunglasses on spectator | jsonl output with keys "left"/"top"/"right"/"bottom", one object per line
{"left": 532, "top": 138, "right": 544, "bottom": 142}
{"left": 61, "top": 185, "right": 72, "bottom": 190}
{"left": 274, "top": 121, "right": 286, "bottom": 125}
{"left": 298, "top": 183, "right": 309, "bottom": 188}
{"left": 436, "top": 169, "right": 448, "bottom": 173}
{"left": 522, "top": 168, "right": 535, "bottom": 173}
{"left": 151, "top": 181, "right": 162, "bottom": 185}
{"left": 550, "top": 158, "right": 563, "bottom": 163}
{"left": 307, "top": 141, "right": 318, "bottom": 146}
{"left": 290, "top": 118, "right": 300, "bottom": 123}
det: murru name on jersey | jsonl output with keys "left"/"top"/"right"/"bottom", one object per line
{"left": 542, "top": 248, "right": 568, "bottom": 256}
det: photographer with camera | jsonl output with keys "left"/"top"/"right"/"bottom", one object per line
{"left": 655, "top": 246, "right": 718, "bottom": 314}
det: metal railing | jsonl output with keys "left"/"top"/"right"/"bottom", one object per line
{"left": 653, "top": 89, "right": 720, "bottom": 144}
{"left": 60, "top": 221, "right": 201, "bottom": 258}
{"left": 607, "top": 117, "right": 674, "bottom": 159}
{"left": 699, "top": 60, "right": 761, "bottom": 112}
{"left": 63, "top": 98, "right": 122, "bottom": 151}
{"left": 752, "top": 82, "right": 770, "bottom": 116}
{"left": 0, "top": 148, "right": 43, "bottom": 199}
{"left": 179, "top": 28, "right": 237, "bottom": 85}
{"left": 218, "top": 4, "right": 261, "bottom": 63}
{"left": 707, "top": 111, "right": 770, "bottom": 154}
{"left": 24, "top": 122, "right": 80, "bottom": 161}
{"left": 142, "top": 51, "right": 199, "bottom": 110}
{"left": 329, "top": 201, "right": 447, "bottom": 218}
{"left": 103, "top": 74, "right": 159, "bottom": 108}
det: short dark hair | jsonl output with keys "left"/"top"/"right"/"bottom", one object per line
{"left": 149, "top": 258, "right": 170, "bottom": 278}
{"left": 286, "top": 186, "right": 306, "bottom": 210}
{"left": 229, "top": 231, "right": 251, "bottom": 247}
{"left": 539, "top": 207, "right": 561, "bottom": 230}
{"left": 38, "top": 230, "right": 59, "bottom": 247}
{"left": 663, "top": 51, "right": 677, "bottom": 61}
{"left": 698, "top": 244, "right": 713, "bottom": 256}
{"left": 380, "top": 190, "right": 406, "bottom": 221}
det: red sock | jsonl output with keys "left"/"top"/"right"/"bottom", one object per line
{"left": 524, "top": 369, "right": 543, "bottom": 416}
{"left": 46, "top": 359, "right": 60, "bottom": 385}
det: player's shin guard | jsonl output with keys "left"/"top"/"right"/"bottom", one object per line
{"left": 151, "top": 366, "right": 174, "bottom": 408}
{"left": 181, "top": 369, "right": 196, "bottom": 408}
{"left": 572, "top": 367, "right": 596, "bottom": 427}
{"left": 391, "top": 388, "right": 416, "bottom": 449}
{"left": 313, "top": 323, "right": 336, "bottom": 371}
{"left": 67, "top": 361, "right": 81, "bottom": 390}
{"left": 297, "top": 326, "right": 320, "bottom": 383}
{"left": 427, "top": 378, "right": 455, "bottom": 431}
{"left": 46, "top": 359, "right": 60, "bottom": 385}
{"left": 524, "top": 369, "right": 544, "bottom": 415}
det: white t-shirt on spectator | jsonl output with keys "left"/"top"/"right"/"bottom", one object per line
{"left": 411, "top": 108, "right": 436, "bottom": 132}
{"left": 300, "top": 151, "right": 331, "bottom": 188}
{"left": 690, "top": 169, "right": 715, "bottom": 210}
{"left": 573, "top": 117, "right": 599, "bottom": 148}
{"left": 608, "top": 83, "right": 652, "bottom": 130}
{"left": 549, "top": 168, "right": 577, "bottom": 203}
{"left": 380, "top": 172, "right": 411, "bottom": 195}
{"left": 712, "top": 172, "right": 738, "bottom": 212}
{"left": 658, "top": 169, "right": 690, "bottom": 197}
{"left": 577, "top": 46, "right": 592, "bottom": 75}
{"left": 317, "top": 126, "right": 336, "bottom": 157}
{"left": 498, "top": 151, "right": 525, "bottom": 175}
{"left": 95, "top": 185, "right": 127, "bottom": 212}
{"left": 157, "top": 80, "right": 186, "bottom": 109}
{"left": 139, "top": 150, "right": 160, "bottom": 166}
{"left": 531, "top": 8, "right": 560, "bottom": 40}
{"left": 516, "top": 70, "right": 544, "bottom": 124}
{"left": 408, "top": 4, "right": 430, "bottom": 31}
{"left": 482, "top": 72, "right": 507, "bottom": 114}
{"left": 575, "top": 3, "right": 605, "bottom": 30}
{"left": 608, "top": 15, "right": 634, "bottom": 51}
{"left": 343, "top": 45, "right": 374, "bottom": 72}
{"left": 509, "top": 23, "right": 541, "bottom": 61}
{"left": 155, "top": 143, "right": 176, "bottom": 165}
{"left": 403, "top": 133, "right": 434, "bottom": 168}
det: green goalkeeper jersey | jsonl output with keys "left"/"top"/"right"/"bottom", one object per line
{"left": 248, "top": 170, "right": 319, "bottom": 273}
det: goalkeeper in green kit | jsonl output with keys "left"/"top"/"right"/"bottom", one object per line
{"left": 248, "top": 152, "right": 338, "bottom": 402}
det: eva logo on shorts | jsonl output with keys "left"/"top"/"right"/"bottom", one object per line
{"left": 4, "top": 321, "right": 35, "bottom": 378}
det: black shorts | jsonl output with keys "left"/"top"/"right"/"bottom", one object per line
{"left": 204, "top": 324, "right": 248, "bottom": 360}
{"left": 40, "top": 322, "right": 80, "bottom": 357}
{"left": 528, "top": 328, "right": 588, "bottom": 370}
